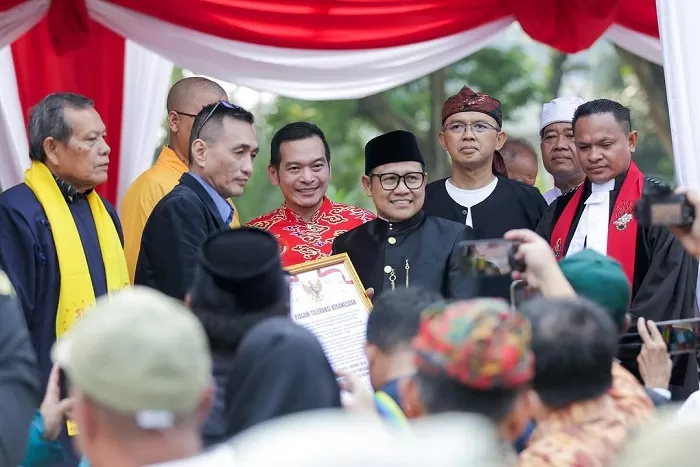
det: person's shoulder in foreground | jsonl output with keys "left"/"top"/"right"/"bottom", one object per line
{"left": 0, "top": 270, "right": 40, "bottom": 467}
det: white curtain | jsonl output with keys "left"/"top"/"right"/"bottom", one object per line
{"left": 0, "top": 47, "right": 30, "bottom": 189}
{"left": 604, "top": 25, "right": 662, "bottom": 65}
{"left": 87, "top": 0, "right": 513, "bottom": 101}
{"left": 117, "top": 40, "right": 173, "bottom": 209}
{"left": 655, "top": 0, "right": 700, "bottom": 312}
{"left": 657, "top": 0, "right": 700, "bottom": 191}
{"left": 0, "top": 0, "right": 47, "bottom": 189}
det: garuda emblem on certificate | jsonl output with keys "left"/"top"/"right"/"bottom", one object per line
{"left": 302, "top": 278, "right": 324, "bottom": 302}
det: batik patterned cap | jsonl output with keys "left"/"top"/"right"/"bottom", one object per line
{"left": 413, "top": 298, "right": 534, "bottom": 390}
{"left": 442, "top": 86, "right": 503, "bottom": 127}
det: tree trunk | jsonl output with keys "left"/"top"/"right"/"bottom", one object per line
{"left": 614, "top": 46, "right": 673, "bottom": 159}
{"left": 546, "top": 51, "right": 568, "bottom": 100}
{"left": 428, "top": 68, "right": 449, "bottom": 180}
{"left": 356, "top": 68, "right": 450, "bottom": 179}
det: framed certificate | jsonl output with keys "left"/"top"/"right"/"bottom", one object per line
{"left": 286, "top": 253, "right": 373, "bottom": 386}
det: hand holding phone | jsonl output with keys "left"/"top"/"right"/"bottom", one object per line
{"left": 636, "top": 317, "right": 672, "bottom": 389}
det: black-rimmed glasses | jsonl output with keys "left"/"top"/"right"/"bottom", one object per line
{"left": 369, "top": 172, "right": 426, "bottom": 191}
{"left": 444, "top": 121, "right": 499, "bottom": 134}
{"left": 194, "top": 100, "right": 247, "bottom": 140}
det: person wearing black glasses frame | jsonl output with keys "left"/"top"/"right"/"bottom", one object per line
{"left": 423, "top": 86, "right": 547, "bottom": 301}
{"left": 332, "top": 130, "right": 477, "bottom": 300}
{"left": 247, "top": 122, "right": 376, "bottom": 268}
{"left": 135, "top": 100, "right": 258, "bottom": 301}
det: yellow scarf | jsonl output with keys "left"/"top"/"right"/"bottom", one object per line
{"left": 24, "top": 161, "right": 129, "bottom": 338}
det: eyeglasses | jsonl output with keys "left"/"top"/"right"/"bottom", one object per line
{"left": 369, "top": 172, "right": 426, "bottom": 191}
{"left": 173, "top": 110, "right": 197, "bottom": 118}
{"left": 444, "top": 121, "right": 499, "bottom": 135}
{"left": 194, "top": 100, "right": 247, "bottom": 140}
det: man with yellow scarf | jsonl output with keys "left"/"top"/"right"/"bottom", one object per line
{"left": 0, "top": 93, "right": 129, "bottom": 467}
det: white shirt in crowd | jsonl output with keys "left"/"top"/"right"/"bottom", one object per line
{"left": 566, "top": 179, "right": 615, "bottom": 257}
{"left": 444, "top": 178, "right": 498, "bottom": 227}
{"left": 543, "top": 186, "right": 561, "bottom": 205}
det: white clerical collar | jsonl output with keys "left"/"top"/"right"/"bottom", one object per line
{"left": 591, "top": 179, "right": 615, "bottom": 193}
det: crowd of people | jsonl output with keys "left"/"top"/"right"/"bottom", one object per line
{"left": 0, "top": 76, "right": 698, "bottom": 466}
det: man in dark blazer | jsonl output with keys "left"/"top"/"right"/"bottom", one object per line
{"left": 332, "top": 130, "right": 476, "bottom": 299}
{"left": 135, "top": 101, "right": 258, "bottom": 299}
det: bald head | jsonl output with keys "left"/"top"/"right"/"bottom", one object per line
{"left": 501, "top": 138, "right": 538, "bottom": 186}
{"left": 166, "top": 77, "right": 228, "bottom": 162}
{"left": 167, "top": 77, "right": 227, "bottom": 113}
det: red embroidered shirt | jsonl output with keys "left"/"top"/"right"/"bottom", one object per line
{"left": 247, "top": 197, "right": 375, "bottom": 267}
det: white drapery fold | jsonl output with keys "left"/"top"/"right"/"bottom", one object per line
{"left": 604, "top": 25, "right": 663, "bottom": 66}
{"left": 0, "top": 0, "right": 47, "bottom": 49}
{"left": 87, "top": 0, "right": 513, "bottom": 101}
{"left": 0, "top": 0, "right": 47, "bottom": 189}
{"left": 0, "top": 46, "right": 29, "bottom": 189}
{"left": 117, "top": 39, "right": 174, "bottom": 209}
{"left": 657, "top": 0, "right": 699, "bottom": 191}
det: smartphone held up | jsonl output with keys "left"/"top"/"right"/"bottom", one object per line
{"left": 458, "top": 239, "right": 526, "bottom": 277}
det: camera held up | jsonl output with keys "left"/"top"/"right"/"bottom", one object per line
{"left": 634, "top": 179, "right": 695, "bottom": 228}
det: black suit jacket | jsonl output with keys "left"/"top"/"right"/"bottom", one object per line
{"left": 332, "top": 211, "right": 477, "bottom": 299}
{"left": 135, "top": 173, "right": 227, "bottom": 300}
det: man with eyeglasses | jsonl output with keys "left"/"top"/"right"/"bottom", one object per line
{"left": 120, "top": 77, "right": 239, "bottom": 284}
{"left": 423, "top": 86, "right": 547, "bottom": 299}
{"left": 135, "top": 101, "right": 258, "bottom": 300}
{"left": 332, "top": 130, "right": 476, "bottom": 299}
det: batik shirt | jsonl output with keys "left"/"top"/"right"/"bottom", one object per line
{"left": 518, "top": 395, "right": 633, "bottom": 467}
{"left": 247, "top": 197, "right": 375, "bottom": 267}
{"left": 609, "top": 362, "right": 655, "bottom": 428}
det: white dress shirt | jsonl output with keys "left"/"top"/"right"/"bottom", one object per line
{"left": 567, "top": 179, "right": 615, "bottom": 257}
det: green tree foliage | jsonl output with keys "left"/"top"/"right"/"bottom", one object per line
{"left": 159, "top": 44, "right": 675, "bottom": 224}
{"left": 236, "top": 45, "right": 545, "bottom": 223}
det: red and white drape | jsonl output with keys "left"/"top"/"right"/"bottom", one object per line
{"left": 0, "top": 0, "right": 668, "bottom": 207}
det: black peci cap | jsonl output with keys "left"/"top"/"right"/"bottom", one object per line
{"left": 364, "top": 130, "right": 425, "bottom": 175}
{"left": 191, "top": 227, "right": 288, "bottom": 312}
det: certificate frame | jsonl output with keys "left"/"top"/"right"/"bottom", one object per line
{"left": 286, "top": 253, "right": 372, "bottom": 312}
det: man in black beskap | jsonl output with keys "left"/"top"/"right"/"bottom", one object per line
{"left": 332, "top": 130, "right": 476, "bottom": 299}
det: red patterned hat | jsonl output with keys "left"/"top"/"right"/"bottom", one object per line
{"left": 442, "top": 86, "right": 502, "bottom": 127}
{"left": 413, "top": 299, "right": 534, "bottom": 390}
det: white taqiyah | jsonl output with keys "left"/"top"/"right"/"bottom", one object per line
{"left": 540, "top": 96, "right": 586, "bottom": 132}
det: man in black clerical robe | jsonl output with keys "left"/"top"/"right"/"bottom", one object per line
{"left": 423, "top": 86, "right": 546, "bottom": 299}
{"left": 332, "top": 130, "right": 476, "bottom": 299}
{"left": 536, "top": 99, "right": 698, "bottom": 400}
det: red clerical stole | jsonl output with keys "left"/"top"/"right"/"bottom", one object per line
{"left": 550, "top": 162, "right": 644, "bottom": 285}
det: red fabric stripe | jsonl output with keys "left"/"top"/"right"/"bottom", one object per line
{"left": 10, "top": 15, "right": 125, "bottom": 205}
{"left": 549, "top": 162, "right": 644, "bottom": 286}
{"left": 105, "top": 0, "right": 658, "bottom": 51}
{"left": 0, "top": 0, "right": 27, "bottom": 12}
{"left": 616, "top": 0, "right": 659, "bottom": 38}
